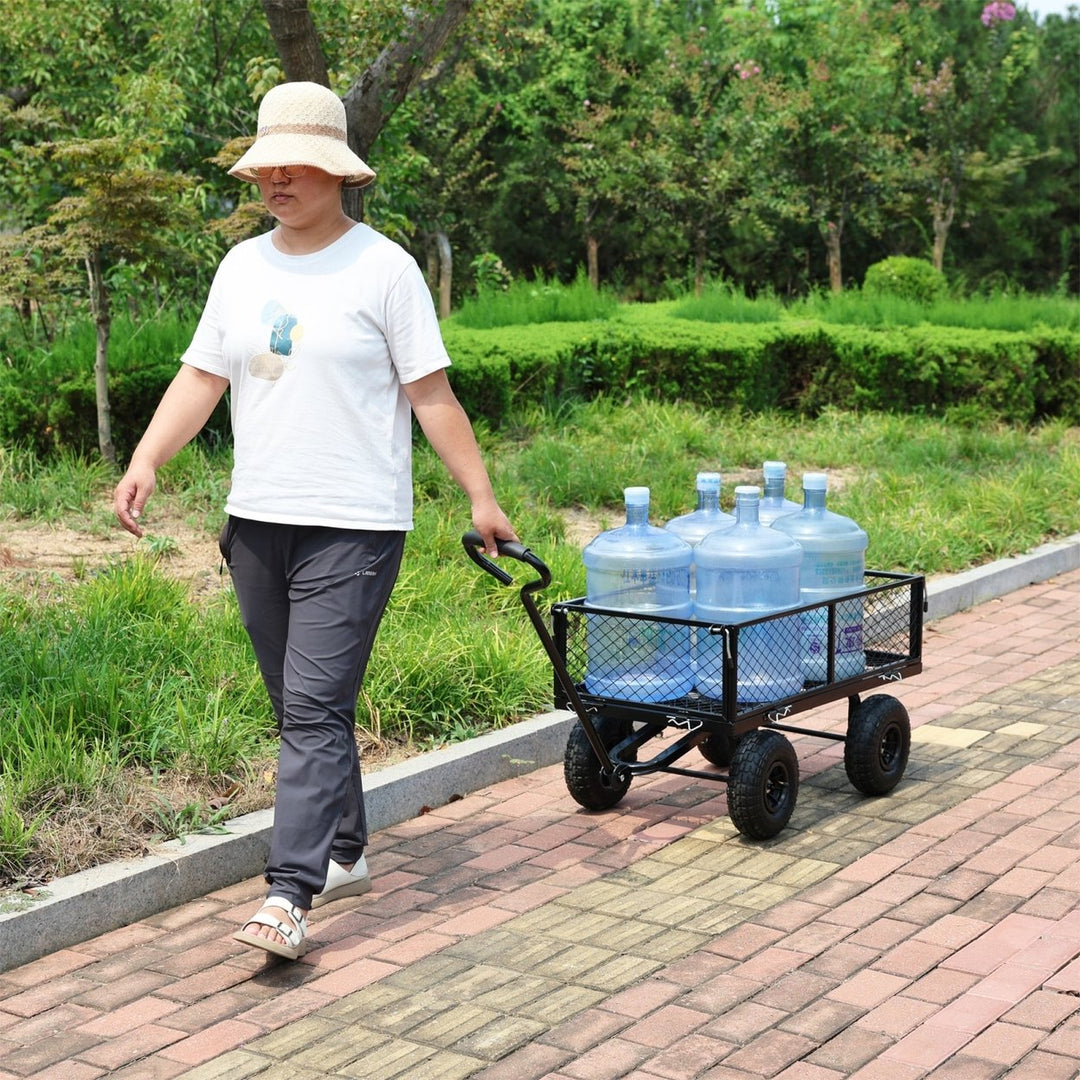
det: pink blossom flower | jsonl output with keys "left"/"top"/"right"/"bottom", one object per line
{"left": 981, "top": 2, "right": 1016, "bottom": 26}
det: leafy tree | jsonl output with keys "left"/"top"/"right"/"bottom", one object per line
{"left": 8, "top": 73, "right": 197, "bottom": 462}
{"left": 901, "top": 2, "right": 1041, "bottom": 273}
{"left": 724, "top": 1, "right": 909, "bottom": 293}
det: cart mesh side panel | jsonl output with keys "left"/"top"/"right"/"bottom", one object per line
{"left": 552, "top": 572, "right": 923, "bottom": 723}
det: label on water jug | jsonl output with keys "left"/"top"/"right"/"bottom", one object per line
{"left": 801, "top": 598, "right": 865, "bottom": 682}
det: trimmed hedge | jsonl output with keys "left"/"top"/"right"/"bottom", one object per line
{"left": 443, "top": 316, "right": 1080, "bottom": 427}
{"left": 2, "top": 311, "right": 1077, "bottom": 459}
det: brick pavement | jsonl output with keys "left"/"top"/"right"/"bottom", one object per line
{"left": 0, "top": 568, "right": 1078, "bottom": 1079}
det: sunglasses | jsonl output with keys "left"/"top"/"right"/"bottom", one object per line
{"left": 251, "top": 165, "right": 309, "bottom": 179}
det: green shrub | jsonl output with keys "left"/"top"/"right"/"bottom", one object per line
{"left": 863, "top": 257, "right": 946, "bottom": 304}
{"left": 0, "top": 313, "right": 225, "bottom": 461}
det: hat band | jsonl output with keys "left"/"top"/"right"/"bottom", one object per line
{"left": 257, "top": 122, "right": 347, "bottom": 142}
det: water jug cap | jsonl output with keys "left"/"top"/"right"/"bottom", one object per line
{"left": 803, "top": 472, "right": 828, "bottom": 492}
{"left": 696, "top": 472, "right": 721, "bottom": 492}
{"left": 734, "top": 485, "right": 760, "bottom": 501}
{"left": 763, "top": 460, "right": 786, "bottom": 478}
{"left": 624, "top": 486, "right": 650, "bottom": 506}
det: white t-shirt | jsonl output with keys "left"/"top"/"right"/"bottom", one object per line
{"left": 182, "top": 224, "right": 450, "bottom": 530}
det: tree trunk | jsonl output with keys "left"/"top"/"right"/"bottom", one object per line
{"left": 259, "top": 0, "right": 329, "bottom": 86}
{"left": 694, "top": 228, "right": 707, "bottom": 296}
{"left": 586, "top": 235, "right": 599, "bottom": 289}
{"left": 426, "top": 243, "right": 439, "bottom": 293}
{"left": 931, "top": 180, "right": 956, "bottom": 273}
{"left": 824, "top": 226, "right": 843, "bottom": 293}
{"left": 434, "top": 230, "right": 452, "bottom": 319}
{"left": 85, "top": 251, "right": 116, "bottom": 465}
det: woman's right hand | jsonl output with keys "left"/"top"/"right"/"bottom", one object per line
{"left": 114, "top": 461, "right": 157, "bottom": 538}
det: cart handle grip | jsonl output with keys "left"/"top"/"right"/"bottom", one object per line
{"left": 461, "top": 531, "right": 551, "bottom": 590}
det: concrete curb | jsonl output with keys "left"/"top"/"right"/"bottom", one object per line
{"left": 2, "top": 533, "right": 1078, "bottom": 973}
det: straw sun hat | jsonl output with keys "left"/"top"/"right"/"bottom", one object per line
{"left": 228, "top": 81, "right": 376, "bottom": 189}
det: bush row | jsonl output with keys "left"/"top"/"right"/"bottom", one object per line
{"left": 444, "top": 316, "right": 1080, "bottom": 427}
{"left": 1, "top": 314, "right": 1076, "bottom": 460}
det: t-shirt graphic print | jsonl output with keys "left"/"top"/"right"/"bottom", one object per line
{"left": 250, "top": 300, "right": 304, "bottom": 381}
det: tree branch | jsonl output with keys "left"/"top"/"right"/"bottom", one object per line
{"left": 342, "top": 0, "right": 477, "bottom": 160}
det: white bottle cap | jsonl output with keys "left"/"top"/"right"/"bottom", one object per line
{"left": 803, "top": 472, "right": 828, "bottom": 492}
{"left": 763, "top": 460, "right": 786, "bottom": 478}
{"left": 735, "top": 485, "right": 760, "bottom": 500}
{"left": 624, "top": 486, "right": 650, "bottom": 506}
{"left": 696, "top": 472, "right": 721, "bottom": 492}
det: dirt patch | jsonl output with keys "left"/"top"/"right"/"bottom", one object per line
{"left": 0, "top": 509, "right": 227, "bottom": 595}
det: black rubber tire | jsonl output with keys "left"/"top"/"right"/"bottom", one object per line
{"left": 699, "top": 731, "right": 737, "bottom": 767}
{"left": 726, "top": 728, "right": 799, "bottom": 839}
{"left": 564, "top": 715, "right": 634, "bottom": 810}
{"left": 845, "top": 694, "right": 911, "bottom": 796}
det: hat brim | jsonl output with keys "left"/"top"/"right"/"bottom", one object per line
{"left": 228, "top": 133, "right": 375, "bottom": 189}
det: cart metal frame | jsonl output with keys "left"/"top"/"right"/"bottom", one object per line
{"left": 464, "top": 532, "right": 926, "bottom": 838}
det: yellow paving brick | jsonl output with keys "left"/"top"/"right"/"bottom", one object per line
{"left": 471, "top": 972, "right": 562, "bottom": 1012}
{"left": 575, "top": 952, "right": 664, "bottom": 991}
{"left": 407, "top": 1003, "right": 502, "bottom": 1048}
{"left": 247, "top": 1016, "right": 343, "bottom": 1059}
{"left": 645, "top": 866, "right": 719, "bottom": 895}
{"left": 910, "top": 725, "right": 989, "bottom": 747}
{"left": 527, "top": 941, "right": 621, "bottom": 981}
{"left": 359, "top": 991, "right": 449, "bottom": 1036}
{"left": 175, "top": 1050, "right": 274, "bottom": 1079}
{"left": 333, "top": 1040, "right": 439, "bottom": 1079}
{"left": 509, "top": 982, "right": 607, "bottom": 1025}
{"left": 257, "top": 1064, "right": 333, "bottom": 1080}
{"left": 294, "top": 1026, "right": 392, "bottom": 1071}
{"left": 769, "top": 858, "right": 839, "bottom": 890}
{"left": 319, "top": 985, "right": 414, "bottom": 1024}
{"left": 543, "top": 910, "right": 648, "bottom": 949}
{"left": 680, "top": 876, "right": 764, "bottom": 910}
{"left": 456, "top": 1013, "right": 548, "bottom": 1058}
{"left": 504, "top": 904, "right": 579, "bottom": 938}
{"left": 546, "top": 879, "right": 632, "bottom": 910}
{"left": 723, "top": 881, "right": 798, "bottom": 913}
{"left": 649, "top": 838, "right": 724, "bottom": 864}
{"left": 437, "top": 962, "right": 521, "bottom": 1002}
{"left": 633, "top": 927, "right": 712, "bottom": 963}
{"left": 379, "top": 954, "right": 472, "bottom": 991}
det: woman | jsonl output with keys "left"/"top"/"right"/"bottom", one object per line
{"left": 114, "top": 81, "right": 517, "bottom": 960}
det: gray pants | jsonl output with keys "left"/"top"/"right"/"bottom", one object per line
{"left": 220, "top": 517, "right": 405, "bottom": 909}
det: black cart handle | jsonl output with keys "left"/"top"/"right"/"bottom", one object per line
{"left": 461, "top": 531, "right": 551, "bottom": 589}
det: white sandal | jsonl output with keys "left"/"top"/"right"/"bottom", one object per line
{"left": 312, "top": 855, "right": 371, "bottom": 909}
{"left": 233, "top": 896, "right": 308, "bottom": 960}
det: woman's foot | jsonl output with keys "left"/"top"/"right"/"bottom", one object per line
{"left": 311, "top": 854, "right": 371, "bottom": 908}
{"left": 233, "top": 897, "right": 308, "bottom": 960}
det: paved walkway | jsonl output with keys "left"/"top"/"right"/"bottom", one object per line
{"left": 1, "top": 569, "right": 1079, "bottom": 1080}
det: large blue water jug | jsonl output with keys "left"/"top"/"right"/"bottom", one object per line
{"left": 583, "top": 486, "right": 694, "bottom": 702}
{"left": 772, "top": 472, "right": 869, "bottom": 682}
{"left": 664, "top": 471, "right": 735, "bottom": 597}
{"left": 759, "top": 461, "right": 802, "bottom": 526}
{"left": 694, "top": 486, "right": 804, "bottom": 703}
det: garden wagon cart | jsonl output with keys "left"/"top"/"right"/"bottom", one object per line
{"left": 463, "top": 532, "right": 926, "bottom": 840}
